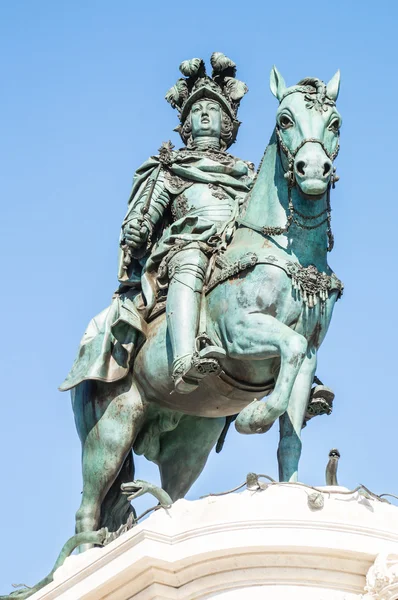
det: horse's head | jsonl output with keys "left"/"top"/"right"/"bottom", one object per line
{"left": 270, "top": 67, "right": 341, "bottom": 198}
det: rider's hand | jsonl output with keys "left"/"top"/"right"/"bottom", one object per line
{"left": 123, "top": 220, "right": 150, "bottom": 249}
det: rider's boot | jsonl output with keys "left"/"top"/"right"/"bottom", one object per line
{"left": 166, "top": 248, "right": 225, "bottom": 394}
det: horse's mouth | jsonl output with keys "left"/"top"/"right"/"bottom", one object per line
{"left": 296, "top": 177, "right": 329, "bottom": 198}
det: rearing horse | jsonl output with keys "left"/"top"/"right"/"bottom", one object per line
{"left": 72, "top": 67, "right": 343, "bottom": 535}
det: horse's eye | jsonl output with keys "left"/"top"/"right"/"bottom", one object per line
{"left": 279, "top": 115, "right": 293, "bottom": 129}
{"left": 329, "top": 118, "right": 340, "bottom": 132}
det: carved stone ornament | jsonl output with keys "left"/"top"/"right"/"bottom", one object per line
{"left": 363, "top": 554, "right": 398, "bottom": 600}
{"left": 307, "top": 491, "right": 324, "bottom": 510}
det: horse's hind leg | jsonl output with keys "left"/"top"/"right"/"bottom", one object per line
{"left": 277, "top": 351, "right": 317, "bottom": 482}
{"left": 156, "top": 415, "right": 225, "bottom": 500}
{"left": 72, "top": 375, "right": 147, "bottom": 534}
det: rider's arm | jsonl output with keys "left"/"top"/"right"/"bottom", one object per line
{"left": 121, "top": 168, "right": 171, "bottom": 253}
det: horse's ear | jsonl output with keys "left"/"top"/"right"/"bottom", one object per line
{"left": 326, "top": 70, "right": 341, "bottom": 101}
{"left": 270, "top": 66, "right": 287, "bottom": 101}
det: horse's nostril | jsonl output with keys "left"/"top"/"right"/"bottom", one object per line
{"left": 296, "top": 161, "right": 306, "bottom": 176}
{"left": 323, "top": 162, "right": 332, "bottom": 176}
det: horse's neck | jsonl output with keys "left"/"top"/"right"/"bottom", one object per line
{"left": 243, "top": 135, "right": 287, "bottom": 228}
{"left": 237, "top": 132, "right": 330, "bottom": 271}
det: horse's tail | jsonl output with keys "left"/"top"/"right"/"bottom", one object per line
{"left": 99, "top": 451, "right": 136, "bottom": 531}
{"left": 216, "top": 415, "right": 237, "bottom": 453}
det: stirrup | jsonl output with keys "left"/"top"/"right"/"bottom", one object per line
{"left": 173, "top": 346, "right": 225, "bottom": 395}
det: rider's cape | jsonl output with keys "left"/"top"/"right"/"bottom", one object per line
{"left": 59, "top": 150, "right": 254, "bottom": 392}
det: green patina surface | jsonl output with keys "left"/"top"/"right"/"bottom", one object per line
{"left": 61, "top": 57, "right": 343, "bottom": 534}
{"left": 60, "top": 56, "right": 343, "bottom": 541}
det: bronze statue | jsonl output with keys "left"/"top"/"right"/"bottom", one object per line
{"left": 59, "top": 57, "right": 342, "bottom": 540}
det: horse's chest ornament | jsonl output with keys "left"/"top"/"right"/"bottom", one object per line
{"left": 206, "top": 251, "right": 343, "bottom": 309}
{"left": 286, "top": 262, "right": 343, "bottom": 308}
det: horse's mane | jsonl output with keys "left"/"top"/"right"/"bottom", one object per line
{"left": 297, "top": 77, "right": 324, "bottom": 89}
{"left": 296, "top": 77, "right": 329, "bottom": 107}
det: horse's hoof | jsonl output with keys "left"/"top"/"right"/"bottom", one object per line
{"left": 311, "top": 385, "right": 335, "bottom": 404}
{"left": 304, "top": 385, "right": 335, "bottom": 423}
{"left": 235, "top": 399, "right": 275, "bottom": 435}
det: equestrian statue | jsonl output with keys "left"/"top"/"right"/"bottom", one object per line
{"left": 60, "top": 53, "right": 343, "bottom": 537}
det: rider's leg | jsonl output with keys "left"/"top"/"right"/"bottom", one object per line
{"left": 72, "top": 375, "right": 147, "bottom": 534}
{"left": 155, "top": 414, "right": 225, "bottom": 500}
{"left": 167, "top": 247, "right": 206, "bottom": 367}
{"left": 277, "top": 350, "right": 317, "bottom": 482}
{"left": 166, "top": 247, "right": 224, "bottom": 393}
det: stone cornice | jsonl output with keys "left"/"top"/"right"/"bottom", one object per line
{"left": 26, "top": 486, "right": 398, "bottom": 600}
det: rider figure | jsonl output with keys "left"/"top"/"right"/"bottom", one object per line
{"left": 119, "top": 53, "right": 255, "bottom": 393}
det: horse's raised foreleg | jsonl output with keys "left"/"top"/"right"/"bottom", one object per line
{"left": 155, "top": 415, "right": 225, "bottom": 501}
{"left": 232, "top": 314, "right": 307, "bottom": 434}
{"left": 277, "top": 351, "right": 317, "bottom": 482}
{"left": 72, "top": 376, "right": 147, "bottom": 535}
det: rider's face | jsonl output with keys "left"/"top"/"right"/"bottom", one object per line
{"left": 190, "top": 100, "right": 222, "bottom": 139}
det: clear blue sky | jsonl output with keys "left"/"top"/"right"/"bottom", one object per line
{"left": 1, "top": 0, "right": 397, "bottom": 592}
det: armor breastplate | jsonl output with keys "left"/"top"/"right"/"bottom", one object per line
{"left": 171, "top": 182, "right": 236, "bottom": 223}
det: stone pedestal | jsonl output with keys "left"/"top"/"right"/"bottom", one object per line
{"left": 30, "top": 485, "right": 398, "bottom": 599}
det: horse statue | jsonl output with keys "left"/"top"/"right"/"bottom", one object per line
{"left": 72, "top": 67, "right": 343, "bottom": 536}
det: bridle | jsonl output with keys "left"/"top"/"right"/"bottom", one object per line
{"left": 238, "top": 94, "right": 340, "bottom": 253}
